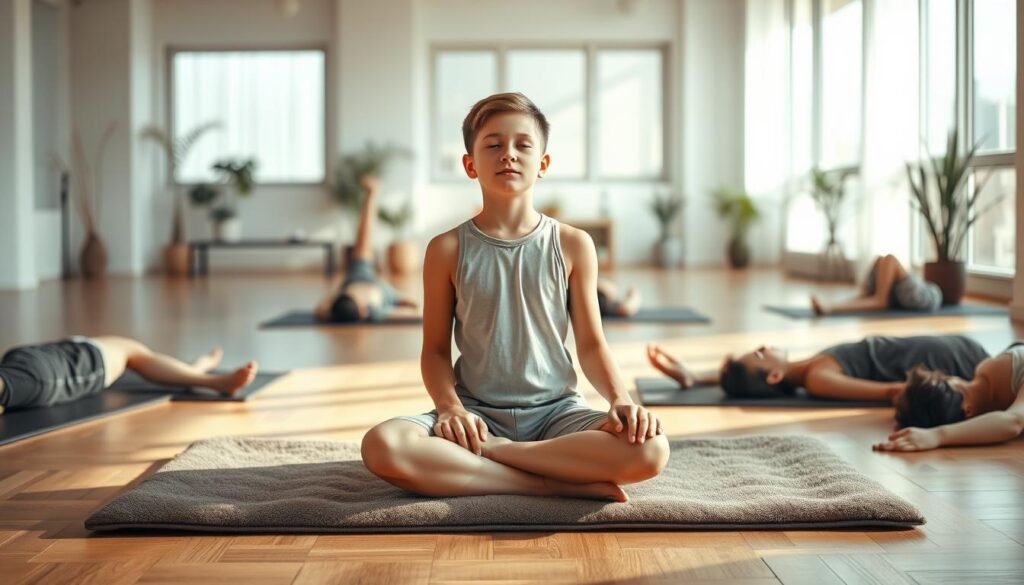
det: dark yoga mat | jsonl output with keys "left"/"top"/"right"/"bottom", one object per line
{"left": 260, "top": 311, "right": 422, "bottom": 328}
{"left": 764, "top": 303, "right": 1007, "bottom": 320}
{"left": 636, "top": 377, "right": 892, "bottom": 408}
{"left": 0, "top": 391, "right": 170, "bottom": 447}
{"left": 604, "top": 306, "right": 710, "bottom": 324}
{"left": 109, "top": 371, "right": 288, "bottom": 402}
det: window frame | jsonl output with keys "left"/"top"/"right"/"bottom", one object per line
{"left": 429, "top": 42, "right": 670, "bottom": 184}
{"left": 166, "top": 45, "right": 330, "bottom": 188}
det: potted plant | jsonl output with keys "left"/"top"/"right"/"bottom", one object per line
{"left": 650, "top": 191, "right": 684, "bottom": 268}
{"left": 810, "top": 167, "right": 856, "bottom": 281}
{"left": 140, "top": 121, "right": 221, "bottom": 275}
{"left": 210, "top": 158, "right": 256, "bottom": 242}
{"left": 378, "top": 199, "right": 418, "bottom": 275}
{"left": 70, "top": 122, "right": 118, "bottom": 278}
{"left": 907, "top": 129, "right": 1005, "bottom": 305}
{"left": 333, "top": 142, "right": 411, "bottom": 263}
{"left": 712, "top": 187, "right": 760, "bottom": 269}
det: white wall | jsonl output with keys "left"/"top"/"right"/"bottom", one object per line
{"left": 1012, "top": 0, "right": 1024, "bottom": 322}
{"left": 682, "top": 0, "right": 747, "bottom": 266}
{"left": 0, "top": 0, "right": 38, "bottom": 290}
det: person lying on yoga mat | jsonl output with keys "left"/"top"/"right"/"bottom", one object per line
{"left": 361, "top": 92, "right": 669, "bottom": 503}
{"left": 646, "top": 334, "right": 989, "bottom": 403}
{"left": 0, "top": 336, "right": 258, "bottom": 414}
{"left": 596, "top": 278, "right": 642, "bottom": 318}
{"left": 810, "top": 254, "right": 942, "bottom": 316}
{"left": 312, "top": 175, "right": 421, "bottom": 323}
{"left": 873, "top": 342, "right": 1024, "bottom": 452}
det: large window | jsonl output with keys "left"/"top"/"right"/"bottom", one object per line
{"left": 171, "top": 49, "right": 326, "bottom": 184}
{"left": 432, "top": 46, "right": 666, "bottom": 181}
{"left": 819, "top": 0, "right": 863, "bottom": 169}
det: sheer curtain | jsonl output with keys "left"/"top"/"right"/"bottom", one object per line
{"left": 857, "top": 0, "right": 919, "bottom": 267}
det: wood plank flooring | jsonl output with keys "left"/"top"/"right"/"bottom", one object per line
{"left": 0, "top": 268, "right": 1021, "bottom": 584}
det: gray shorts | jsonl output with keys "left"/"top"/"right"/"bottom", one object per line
{"left": 866, "top": 271, "right": 942, "bottom": 311}
{"left": 393, "top": 393, "right": 607, "bottom": 442}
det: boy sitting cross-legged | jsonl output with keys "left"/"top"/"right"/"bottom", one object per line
{"left": 361, "top": 93, "right": 669, "bottom": 501}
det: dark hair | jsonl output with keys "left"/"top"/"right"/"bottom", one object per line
{"left": 596, "top": 289, "right": 614, "bottom": 317}
{"left": 462, "top": 92, "right": 550, "bottom": 153}
{"left": 720, "top": 359, "right": 796, "bottom": 398}
{"left": 329, "top": 294, "right": 363, "bottom": 323}
{"left": 894, "top": 365, "right": 966, "bottom": 428}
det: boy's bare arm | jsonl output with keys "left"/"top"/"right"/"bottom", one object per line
{"left": 876, "top": 391, "right": 1024, "bottom": 452}
{"left": 560, "top": 227, "right": 630, "bottom": 405}
{"left": 420, "top": 230, "right": 461, "bottom": 411}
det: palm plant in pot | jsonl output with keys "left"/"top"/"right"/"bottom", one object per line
{"left": 810, "top": 167, "right": 855, "bottom": 281}
{"left": 333, "top": 142, "right": 411, "bottom": 263}
{"left": 650, "top": 192, "right": 684, "bottom": 268}
{"left": 712, "top": 187, "right": 760, "bottom": 269}
{"left": 378, "top": 199, "right": 418, "bottom": 275}
{"left": 140, "top": 121, "right": 221, "bottom": 275}
{"left": 907, "top": 129, "right": 1005, "bottom": 305}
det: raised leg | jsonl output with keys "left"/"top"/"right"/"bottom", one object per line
{"left": 812, "top": 255, "right": 906, "bottom": 315}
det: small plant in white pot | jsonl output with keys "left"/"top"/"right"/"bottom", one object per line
{"left": 378, "top": 199, "right": 418, "bottom": 275}
{"left": 209, "top": 158, "right": 256, "bottom": 242}
{"left": 650, "top": 191, "right": 684, "bottom": 268}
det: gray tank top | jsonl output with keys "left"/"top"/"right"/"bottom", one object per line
{"left": 452, "top": 214, "right": 577, "bottom": 407}
{"left": 1002, "top": 344, "right": 1024, "bottom": 397}
{"left": 823, "top": 335, "right": 990, "bottom": 382}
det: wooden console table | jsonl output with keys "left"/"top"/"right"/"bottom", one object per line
{"left": 189, "top": 239, "right": 336, "bottom": 277}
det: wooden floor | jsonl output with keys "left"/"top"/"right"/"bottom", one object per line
{"left": 0, "top": 268, "right": 1021, "bottom": 585}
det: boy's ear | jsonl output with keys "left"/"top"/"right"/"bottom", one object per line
{"left": 462, "top": 154, "right": 478, "bottom": 179}
{"left": 537, "top": 153, "right": 551, "bottom": 178}
{"left": 766, "top": 368, "right": 785, "bottom": 385}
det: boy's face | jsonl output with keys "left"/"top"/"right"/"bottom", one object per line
{"left": 463, "top": 112, "right": 550, "bottom": 195}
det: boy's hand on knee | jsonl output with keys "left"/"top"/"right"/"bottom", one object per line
{"left": 607, "top": 401, "right": 663, "bottom": 444}
{"left": 434, "top": 407, "right": 489, "bottom": 455}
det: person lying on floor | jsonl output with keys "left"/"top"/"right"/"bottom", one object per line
{"left": 810, "top": 254, "right": 942, "bottom": 316}
{"left": 0, "top": 336, "right": 258, "bottom": 415}
{"left": 312, "top": 175, "right": 421, "bottom": 323}
{"left": 360, "top": 92, "right": 669, "bottom": 503}
{"left": 646, "top": 334, "right": 990, "bottom": 403}
{"left": 596, "top": 278, "right": 642, "bottom": 318}
{"left": 873, "top": 342, "right": 1024, "bottom": 452}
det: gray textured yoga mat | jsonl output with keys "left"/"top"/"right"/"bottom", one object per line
{"left": 108, "top": 371, "right": 287, "bottom": 402}
{"left": 260, "top": 311, "right": 422, "bottom": 328}
{"left": 0, "top": 391, "right": 170, "bottom": 447}
{"left": 636, "top": 378, "right": 892, "bottom": 408}
{"left": 764, "top": 303, "right": 1007, "bottom": 319}
{"left": 85, "top": 435, "right": 924, "bottom": 533}
{"left": 604, "top": 306, "right": 710, "bottom": 324}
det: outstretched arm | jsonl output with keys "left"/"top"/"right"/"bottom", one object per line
{"left": 804, "top": 367, "right": 903, "bottom": 402}
{"left": 351, "top": 176, "right": 380, "bottom": 261}
{"left": 874, "top": 391, "right": 1024, "bottom": 452}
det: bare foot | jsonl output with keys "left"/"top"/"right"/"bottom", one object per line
{"left": 620, "top": 288, "right": 642, "bottom": 317}
{"left": 646, "top": 344, "right": 694, "bottom": 388}
{"left": 209, "top": 361, "right": 259, "bottom": 396}
{"left": 543, "top": 477, "right": 628, "bottom": 502}
{"left": 192, "top": 347, "right": 224, "bottom": 373}
{"left": 810, "top": 295, "right": 830, "bottom": 316}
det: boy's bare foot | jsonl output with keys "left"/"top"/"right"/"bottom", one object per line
{"left": 810, "top": 295, "right": 830, "bottom": 316}
{"left": 209, "top": 361, "right": 259, "bottom": 396}
{"left": 192, "top": 347, "right": 224, "bottom": 373}
{"left": 646, "top": 344, "right": 694, "bottom": 388}
{"left": 543, "top": 477, "right": 628, "bottom": 502}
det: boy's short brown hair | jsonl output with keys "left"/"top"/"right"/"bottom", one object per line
{"left": 462, "top": 92, "right": 550, "bottom": 154}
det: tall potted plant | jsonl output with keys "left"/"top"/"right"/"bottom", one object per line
{"left": 810, "top": 167, "right": 855, "bottom": 281}
{"left": 140, "top": 121, "right": 221, "bottom": 275}
{"left": 378, "top": 199, "right": 418, "bottom": 275}
{"left": 712, "top": 187, "right": 760, "bottom": 269}
{"left": 71, "top": 122, "right": 118, "bottom": 278}
{"left": 907, "top": 129, "right": 1005, "bottom": 305}
{"left": 650, "top": 192, "right": 683, "bottom": 268}
{"left": 333, "top": 142, "right": 411, "bottom": 263}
